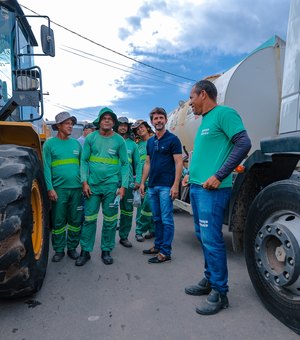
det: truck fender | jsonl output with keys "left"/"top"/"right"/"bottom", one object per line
{"left": 228, "top": 150, "right": 299, "bottom": 252}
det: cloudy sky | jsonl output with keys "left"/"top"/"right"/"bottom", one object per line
{"left": 20, "top": 0, "right": 290, "bottom": 122}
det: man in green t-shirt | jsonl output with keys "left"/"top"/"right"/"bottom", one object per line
{"left": 43, "top": 111, "right": 82, "bottom": 263}
{"left": 183, "top": 80, "right": 251, "bottom": 315}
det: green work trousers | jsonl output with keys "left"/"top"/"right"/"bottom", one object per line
{"left": 135, "top": 190, "right": 155, "bottom": 236}
{"left": 80, "top": 183, "right": 119, "bottom": 252}
{"left": 119, "top": 187, "right": 134, "bottom": 240}
{"left": 51, "top": 187, "right": 82, "bottom": 252}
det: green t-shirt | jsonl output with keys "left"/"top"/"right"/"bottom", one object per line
{"left": 125, "top": 138, "right": 142, "bottom": 185}
{"left": 136, "top": 139, "right": 149, "bottom": 184}
{"left": 43, "top": 137, "right": 82, "bottom": 190}
{"left": 137, "top": 140, "right": 147, "bottom": 168}
{"left": 81, "top": 131, "right": 129, "bottom": 189}
{"left": 189, "top": 105, "right": 245, "bottom": 188}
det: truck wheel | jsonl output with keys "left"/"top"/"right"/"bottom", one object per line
{"left": 0, "top": 145, "right": 49, "bottom": 298}
{"left": 245, "top": 180, "right": 300, "bottom": 334}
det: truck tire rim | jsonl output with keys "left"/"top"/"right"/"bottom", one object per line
{"left": 31, "top": 180, "right": 43, "bottom": 260}
{"left": 254, "top": 211, "right": 300, "bottom": 297}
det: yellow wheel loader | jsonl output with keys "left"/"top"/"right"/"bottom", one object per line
{"left": 0, "top": 0, "right": 55, "bottom": 297}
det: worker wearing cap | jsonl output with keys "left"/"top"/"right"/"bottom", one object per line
{"left": 43, "top": 111, "right": 82, "bottom": 263}
{"left": 76, "top": 107, "right": 129, "bottom": 266}
{"left": 132, "top": 119, "right": 155, "bottom": 242}
{"left": 77, "top": 123, "right": 96, "bottom": 147}
{"left": 116, "top": 116, "right": 142, "bottom": 248}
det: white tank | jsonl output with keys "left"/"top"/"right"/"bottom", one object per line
{"left": 167, "top": 35, "right": 286, "bottom": 154}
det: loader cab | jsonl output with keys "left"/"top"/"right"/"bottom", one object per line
{"left": 0, "top": 0, "right": 55, "bottom": 124}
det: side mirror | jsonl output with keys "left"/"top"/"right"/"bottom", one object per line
{"left": 41, "top": 25, "right": 55, "bottom": 57}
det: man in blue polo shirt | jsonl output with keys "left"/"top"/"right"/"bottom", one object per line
{"left": 140, "top": 107, "right": 183, "bottom": 263}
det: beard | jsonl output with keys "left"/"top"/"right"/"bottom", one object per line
{"left": 154, "top": 123, "right": 165, "bottom": 131}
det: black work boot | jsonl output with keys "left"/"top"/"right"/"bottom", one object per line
{"left": 195, "top": 289, "right": 229, "bottom": 315}
{"left": 101, "top": 251, "right": 113, "bottom": 265}
{"left": 185, "top": 277, "right": 211, "bottom": 296}
{"left": 119, "top": 239, "right": 132, "bottom": 248}
{"left": 75, "top": 250, "right": 91, "bottom": 266}
{"left": 52, "top": 252, "right": 65, "bottom": 262}
{"left": 67, "top": 249, "right": 80, "bottom": 260}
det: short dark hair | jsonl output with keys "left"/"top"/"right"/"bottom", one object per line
{"left": 193, "top": 80, "right": 217, "bottom": 101}
{"left": 83, "top": 123, "right": 96, "bottom": 130}
{"left": 149, "top": 107, "right": 167, "bottom": 121}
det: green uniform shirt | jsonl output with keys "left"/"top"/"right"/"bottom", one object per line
{"left": 43, "top": 137, "right": 82, "bottom": 190}
{"left": 189, "top": 105, "right": 245, "bottom": 188}
{"left": 81, "top": 131, "right": 129, "bottom": 188}
{"left": 137, "top": 140, "right": 148, "bottom": 184}
{"left": 125, "top": 138, "right": 142, "bottom": 184}
{"left": 137, "top": 140, "right": 147, "bottom": 168}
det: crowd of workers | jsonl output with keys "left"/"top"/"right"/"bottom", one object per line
{"left": 42, "top": 79, "right": 251, "bottom": 316}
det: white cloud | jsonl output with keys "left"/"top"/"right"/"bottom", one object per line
{"left": 19, "top": 0, "right": 290, "bottom": 120}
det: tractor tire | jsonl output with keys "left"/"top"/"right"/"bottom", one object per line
{"left": 245, "top": 180, "right": 300, "bottom": 335}
{"left": 0, "top": 145, "right": 50, "bottom": 298}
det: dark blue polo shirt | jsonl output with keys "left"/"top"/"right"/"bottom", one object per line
{"left": 147, "top": 130, "right": 182, "bottom": 187}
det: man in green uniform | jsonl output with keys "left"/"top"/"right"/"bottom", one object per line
{"left": 43, "top": 111, "right": 82, "bottom": 262}
{"left": 76, "top": 107, "right": 129, "bottom": 266}
{"left": 132, "top": 120, "right": 155, "bottom": 242}
{"left": 116, "top": 117, "right": 142, "bottom": 248}
{"left": 183, "top": 80, "right": 251, "bottom": 315}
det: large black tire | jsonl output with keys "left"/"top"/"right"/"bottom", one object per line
{"left": 0, "top": 145, "right": 50, "bottom": 298}
{"left": 245, "top": 180, "right": 300, "bottom": 334}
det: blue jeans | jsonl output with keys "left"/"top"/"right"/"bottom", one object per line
{"left": 190, "top": 184, "right": 231, "bottom": 294}
{"left": 148, "top": 186, "right": 174, "bottom": 256}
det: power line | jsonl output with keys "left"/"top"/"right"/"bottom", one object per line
{"left": 44, "top": 98, "right": 97, "bottom": 120}
{"left": 61, "top": 46, "right": 191, "bottom": 90}
{"left": 20, "top": 4, "right": 196, "bottom": 82}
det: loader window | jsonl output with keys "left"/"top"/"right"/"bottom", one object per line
{"left": 0, "top": 6, "right": 13, "bottom": 107}
{"left": 16, "top": 18, "right": 39, "bottom": 121}
{"left": 0, "top": 5, "right": 40, "bottom": 122}
{"left": 17, "top": 28, "right": 33, "bottom": 68}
